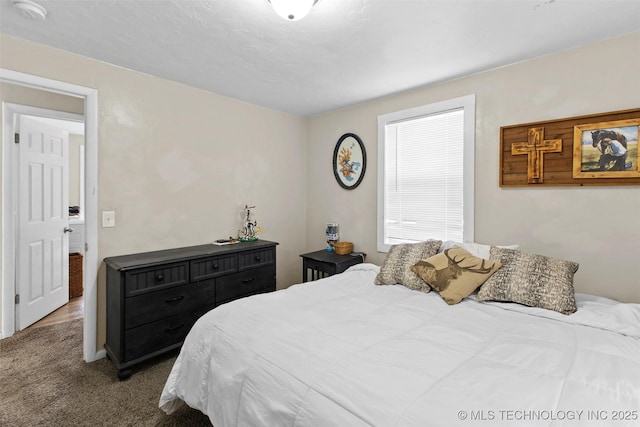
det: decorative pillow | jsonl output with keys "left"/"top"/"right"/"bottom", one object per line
{"left": 411, "top": 246, "right": 502, "bottom": 304}
{"left": 374, "top": 240, "right": 442, "bottom": 292}
{"left": 477, "top": 247, "right": 579, "bottom": 315}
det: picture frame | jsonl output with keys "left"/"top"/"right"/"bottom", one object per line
{"left": 573, "top": 118, "right": 640, "bottom": 179}
{"left": 333, "top": 133, "right": 366, "bottom": 190}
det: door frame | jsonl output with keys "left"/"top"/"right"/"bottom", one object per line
{"left": 1, "top": 68, "right": 101, "bottom": 362}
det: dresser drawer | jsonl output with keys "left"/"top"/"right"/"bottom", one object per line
{"left": 124, "top": 312, "right": 199, "bottom": 361}
{"left": 124, "top": 280, "right": 214, "bottom": 329}
{"left": 191, "top": 254, "right": 237, "bottom": 281}
{"left": 216, "top": 265, "right": 275, "bottom": 305}
{"left": 124, "top": 262, "right": 189, "bottom": 297}
{"left": 239, "top": 247, "right": 275, "bottom": 271}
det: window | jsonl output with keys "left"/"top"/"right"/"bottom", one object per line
{"left": 377, "top": 95, "right": 475, "bottom": 252}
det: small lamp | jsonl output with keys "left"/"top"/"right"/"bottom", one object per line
{"left": 267, "top": 0, "right": 319, "bottom": 21}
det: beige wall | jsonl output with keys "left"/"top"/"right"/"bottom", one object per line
{"left": 305, "top": 31, "right": 640, "bottom": 304}
{"left": 2, "top": 31, "right": 638, "bottom": 353}
{"left": 1, "top": 34, "right": 308, "bottom": 349}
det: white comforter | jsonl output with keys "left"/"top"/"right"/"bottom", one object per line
{"left": 159, "top": 264, "right": 640, "bottom": 426}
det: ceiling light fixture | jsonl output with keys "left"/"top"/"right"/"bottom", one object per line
{"left": 11, "top": 0, "right": 47, "bottom": 21}
{"left": 267, "top": 0, "right": 319, "bottom": 21}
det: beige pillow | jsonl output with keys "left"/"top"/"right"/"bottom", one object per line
{"left": 411, "top": 246, "right": 502, "bottom": 304}
{"left": 374, "top": 240, "right": 442, "bottom": 292}
{"left": 438, "top": 241, "right": 519, "bottom": 258}
{"left": 477, "top": 247, "right": 579, "bottom": 315}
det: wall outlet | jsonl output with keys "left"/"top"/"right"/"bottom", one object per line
{"left": 102, "top": 211, "right": 116, "bottom": 227}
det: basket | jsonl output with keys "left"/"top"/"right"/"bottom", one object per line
{"left": 334, "top": 242, "right": 353, "bottom": 255}
{"left": 69, "top": 252, "right": 83, "bottom": 298}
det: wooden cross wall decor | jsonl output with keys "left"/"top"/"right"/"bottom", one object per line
{"left": 511, "top": 127, "right": 562, "bottom": 184}
{"left": 500, "top": 108, "right": 640, "bottom": 187}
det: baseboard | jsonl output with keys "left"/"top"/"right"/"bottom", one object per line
{"left": 86, "top": 348, "right": 106, "bottom": 363}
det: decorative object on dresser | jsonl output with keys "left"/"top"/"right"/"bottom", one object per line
{"left": 104, "top": 240, "right": 278, "bottom": 380}
{"left": 300, "top": 249, "right": 365, "bottom": 282}
{"left": 500, "top": 107, "right": 640, "bottom": 186}
{"left": 333, "top": 133, "right": 366, "bottom": 189}
{"left": 239, "top": 204, "right": 261, "bottom": 241}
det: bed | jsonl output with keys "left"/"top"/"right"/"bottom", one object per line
{"left": 159, "top": 242, "right": 640, "bottom": 426}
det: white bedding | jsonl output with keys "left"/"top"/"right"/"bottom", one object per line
{"left": 159, "top": 263, "right": 640, "bottom": 426}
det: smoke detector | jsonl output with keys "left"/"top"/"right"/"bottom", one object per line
{"left": 11, "top": 0, "right": 47, "bottom": 21}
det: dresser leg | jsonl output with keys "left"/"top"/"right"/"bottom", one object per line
{"left": 117, "top": 368, "right": 132, "bottom": 381}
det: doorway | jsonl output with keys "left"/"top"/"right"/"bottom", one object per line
{"left": 1, "top": 68, "right": 101, "bottom": 363}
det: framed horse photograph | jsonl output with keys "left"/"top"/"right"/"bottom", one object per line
{"left": 573, "top": 118, "right": 640, "bottom": 179}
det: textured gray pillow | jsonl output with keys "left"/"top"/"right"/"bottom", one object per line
{"left": 374, "top": 240, "right": 442, "bottom": 292}
{"left": 477, "top": 247, "right": 579, "bottom": 314}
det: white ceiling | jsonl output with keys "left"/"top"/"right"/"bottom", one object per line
{"left": 1, "top": 0, "right": 639, "bottom": 117}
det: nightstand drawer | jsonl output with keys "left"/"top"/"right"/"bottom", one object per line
{"left": 239, "top": 247, "right": 275, "bottom": 271}
{"left": 191, "top": 255, "right": 237, "bottom": 281}
{"left": 216, "top": 265, "right": 275, "bottom": 305}
{"left": 124, "top": 280, "right": 214, "bottom": 329}
{"left": 124, "top": 262, "right": 189, "bottom": 297}
{"left": 124, "top": 312, "right": 198, "bottom": 361}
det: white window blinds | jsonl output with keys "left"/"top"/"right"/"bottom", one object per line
{"left": 383, "top": 108, "right": 464, "bottom": 245}
{"left": 377, "top": 92, "right": 479, "bottom": 253}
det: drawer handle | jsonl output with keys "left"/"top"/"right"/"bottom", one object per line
{"left": 212, "top": 263, "right": 219, "bottom": 270}
{"left": 155, "top": 274, "right": 164, "bottom": 282}
{"left": 165, "top": 296, "right": 185, "bottom": 303}
{"left": 254, "top": 256, "right": 261, "bottom": 261}
{"left": 241, "top": 277, "right": 255, "bottom": 284}
{"left": 165, "top": 323, "right": 185, "bottom": 333}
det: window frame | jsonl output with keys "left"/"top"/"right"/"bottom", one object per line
{"left": 377, "top": 94, "right": 476, "bottom": 253}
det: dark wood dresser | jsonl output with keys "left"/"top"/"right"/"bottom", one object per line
{"left": 104, "top": 240, "right": 277, "bottom": 380}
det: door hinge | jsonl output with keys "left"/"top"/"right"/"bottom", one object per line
{"left": 14, "top": 133, "right": 19, "bottom": 144}
{"left": 85, "top": 242, "right": 89, "bottom": 252}
{"left": 15, "top": 294, "right": 20, "bottom": 304}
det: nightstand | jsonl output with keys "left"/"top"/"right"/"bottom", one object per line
{"left": 300, "top": 250, "right": 366, "bottom": 282}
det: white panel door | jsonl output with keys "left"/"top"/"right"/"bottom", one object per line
{"left": 17, "top": 115, "right": 70, "bottom": 330}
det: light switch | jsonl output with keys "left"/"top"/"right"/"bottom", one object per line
{"left": 102, "top": 211, "right": 116, "bottom": 227}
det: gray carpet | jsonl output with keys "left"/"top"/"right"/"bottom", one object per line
{"left": 0, "top": 319, "right": 212, "bottom": 426}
